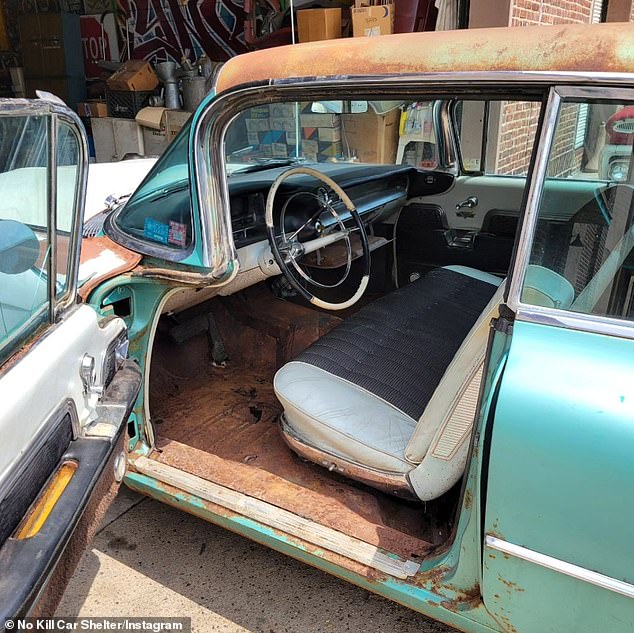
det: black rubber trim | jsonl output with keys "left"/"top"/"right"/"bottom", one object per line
{"left": 0, "top": 361, "right": 141, "bottom": 625}
{"left": 0, "top": 408, "right": 75, "bottom": 548}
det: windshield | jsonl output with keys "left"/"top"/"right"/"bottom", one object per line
{"left": 225, "top": 100, "right": 419, "bottom": 173}
{"left": 110, "top": 121, "right": 193, "bottom": 254}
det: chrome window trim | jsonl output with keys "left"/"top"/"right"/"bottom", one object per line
{"left": 516, "top": 306, "right": 634, "bottom": 341}
{"left": 191, "top": 76, "right": 555, "bottom": 275}
{"left": 506, "top": 85, "right": 634, "bottom": 337}
{"left": 54, "top": 109, "right": 89, "bottom": 318}
{"left": 506, "top": 86, "right": 561, "bottom": 308}
{"left": 47, "top": 114, "right": 57, "bottom": 323}
{"left": 267, "top": 70, "right": 634, "bottom": 90}
{"left": 485, "top": 535, "right": 634, "bottom": 600}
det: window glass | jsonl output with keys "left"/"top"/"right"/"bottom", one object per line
{"left": 521, "top": 100, "right": 634, "bottom": 320}
{"left": 56, "top": 121, "right": 80, "bottom": 296}
{"left": 454, "top": 100, "right": 540, "bottom": 176}
{"left": 224, "top": 100, "right": 439, "bottom": 170}
{"left": 0, "top": 115, "right": 50, "bottom": 355}
{"left": 114, "top": 122, "right": 192, "bottom": 252}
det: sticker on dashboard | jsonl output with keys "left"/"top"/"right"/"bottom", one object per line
{"left": 144, "top": 218, "right": 169, "bottom": 244}
{"left": 168, "top": 220, "right": 187, "bottom": 247}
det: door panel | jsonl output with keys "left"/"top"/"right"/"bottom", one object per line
{"left": 0, "top": 101, "right": 142, "bottom": 620}
{"left": 0, "top": 305, "right": 126, "bottom": 491}
{"left": 397, "top": 175, "right": 602, "bottom": 282}
{"left": 482, "top": 321, "right": 634, "bottom": 633}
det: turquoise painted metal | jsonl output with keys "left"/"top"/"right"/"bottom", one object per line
{"left": 483, "top": 320, "right": 634, "bottom": 633}
{"left": 117, "top": 317, "right": 514, "bottom": 633}
{"left": 125, "top": 469, "right": 500, "bottom": 632}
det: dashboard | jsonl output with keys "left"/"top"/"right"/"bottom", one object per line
{"left": 227, "top": 163, "right": 454, "bottom": 250}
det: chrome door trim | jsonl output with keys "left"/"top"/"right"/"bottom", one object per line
{"left": 505, "top": 85, "right": 561, "bottom": 308}
{"left": 485, "top": 535, "right": 634, "bottom": 600}
{"left": 516, "top": 305, "right": 634, "bottom": 341}
{"left": 505, "top": 85, "right": 634, "bottom": 339}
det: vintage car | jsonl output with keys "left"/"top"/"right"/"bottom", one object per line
{"left": 2, "top": 21, "right": 634, "bottom": 632}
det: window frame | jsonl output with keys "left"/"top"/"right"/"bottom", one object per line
{"left": 0, "top": 101, "right": 88, "bottom": 365}
{"left": 507, "top": 85, "right": 634, "bottom": 340}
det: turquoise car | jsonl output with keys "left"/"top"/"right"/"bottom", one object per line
{"left": 2, "top": 21, "right": 634, "bottom": 632}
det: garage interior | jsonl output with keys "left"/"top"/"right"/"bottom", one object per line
{"left": 0, "top": 0, "right": 627, "bottom": 167}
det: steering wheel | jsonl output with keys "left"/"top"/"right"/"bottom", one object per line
{"left": 265, "top": 166, "right": 370, "bottom": 311}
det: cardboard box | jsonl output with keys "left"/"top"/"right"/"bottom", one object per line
{"left": 107, "top": 60, "right": 158, "bottom": 92}
{"left": 341, "top": 108, "right": 400, "bottom": 163}
{"left": 352, "top": 3, "right": 393, "bottom": 37}
{"left": 248, "top": 105, "right": 271, "bottom": 119}
{"left": 318, "top": 140, "right": 343, "bottom": 158}
{"left": 136, "top": 107, "right": 168, "bottom": 156}
{"left": 297, "top": 8, "right": 341, "bottom": 43}
{"left": 77, "top": 100, "right": 108, "bottom": 118}
{"left": 318, "top": 127, "right": 342, "bottom": 142}
{"left": 165, "top": 110, "right": 191, "bottom": 140}
{"left": 269, "top": 103, "right": 297, "bottom": 118}
{"left": 270, "top": 117, "right": 297, "bottom": 132}
{"left": 300, "top": 113, "right": 340, "bottom": 129}
{"left": 135, "top": 106, "right": 166, "bottom": 131}
{"left": 92, "top": 117, "right": 145, "bottom": 162}
{"left": 245, "top": 118, "right": 270, "bottom": 133}
{"left": 301, "top": 139, "right": 319, "bottom": 155}
{"left": 142, "top": 127, "right": 169, "bottom": 156}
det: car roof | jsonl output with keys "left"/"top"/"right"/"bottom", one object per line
{"left": 215, "top": 22, "right": 634, "bottom": 94}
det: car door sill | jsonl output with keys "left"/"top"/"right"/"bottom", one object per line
{"left": 131, "top": 455, "right": 421, "bottom": 580}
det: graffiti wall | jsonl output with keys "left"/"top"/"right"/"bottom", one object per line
{"left": 118, "top": 0, "right": 248, "bottom": 63}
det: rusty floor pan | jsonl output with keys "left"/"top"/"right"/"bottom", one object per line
{"left": 149, "top": 287, "right": 444, "bottom": 561}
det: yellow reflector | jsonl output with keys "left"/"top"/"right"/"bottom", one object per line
{"left": 15, "top": 460, "right": 78, "bottom": 540}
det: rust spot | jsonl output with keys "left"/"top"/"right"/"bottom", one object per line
{"left": 216, "top": 23, "right": 634, "bottom": 95}
{"left": 439, "top": 585, "right": 481, "bottom": 613}
{"left": 132, "top": 264, "right": 223, "bottom": 286}
{"left": 494, "top": 613, "right": 520, "bottom": 633}
{"left": 498, "top": 575, "right": 525, "bottom": 593}
{"left": 412, "top": 564, "right": 452, "bottom": 592}
{"left": 78, "top": 235, "right": 141, "bottom": 302}
{"left": 464, "top": 489, "right": 472, "bottom": 510}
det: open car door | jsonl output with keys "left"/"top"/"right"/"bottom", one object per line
{"left": 0, "top": 97, "right": 141, "bottom": 622}
{"left": 482, "top": 87, "right": 634, "bottom": 633}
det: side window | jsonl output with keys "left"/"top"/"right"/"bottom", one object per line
{"left": 521, "top": 99, "right": 634, "bottom": 321}
{"left": 454, "top": 100, "right": 540, "bottom": 176}
{"left": 0, "top": 116, "right": 50, "bottom": 356}
{"left": 0, "top": 114, "right": 81, "bottom": 361}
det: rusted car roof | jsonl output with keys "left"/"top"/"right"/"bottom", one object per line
{"left": 216, "top": 22, "right": 634, "bottom": 94}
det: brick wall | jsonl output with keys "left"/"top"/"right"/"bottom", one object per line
{"left": 510, "top": 0, "right": 595, "bottom": 26}
{"left": 494, "top": 0, "right": 596, "bottom": 175}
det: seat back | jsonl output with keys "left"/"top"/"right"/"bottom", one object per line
{"left": 405, "top": 279, "right": 506, "bottom": 464}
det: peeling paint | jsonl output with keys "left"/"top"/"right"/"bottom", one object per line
{"left": 216, "top": 23, "right": 634, "bottom": 95}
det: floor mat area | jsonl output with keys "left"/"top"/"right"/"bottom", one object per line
{"left": 150, "top": 285, "right": 449, "bottom": 559}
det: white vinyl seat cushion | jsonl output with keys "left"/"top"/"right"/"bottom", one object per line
{"left": 275, "top": 363, "right": 417, "bottom": 473}
{"left": 274, "top": 266, "right": 504, "bottom": 497}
